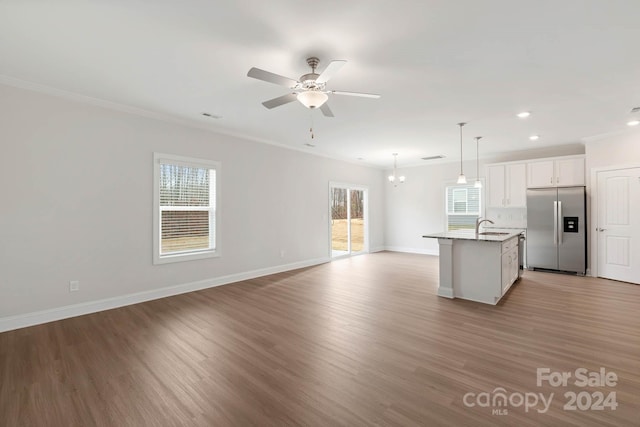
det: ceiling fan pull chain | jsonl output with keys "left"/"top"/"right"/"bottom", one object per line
{"left": 310, "top": 112, "right": 315, "bottom": 139}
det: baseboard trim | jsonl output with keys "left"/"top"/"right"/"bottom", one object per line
{"left": 0, "top": 257, "right": 329, "bottom": 333}
{"left": 384, "top": 246, "right": 439, "bottom": 256}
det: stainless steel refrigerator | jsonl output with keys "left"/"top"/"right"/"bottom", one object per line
{"left": 526, "top": 187, "right": 586, "bottom": 275}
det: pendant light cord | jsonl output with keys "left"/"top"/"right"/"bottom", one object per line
{"left": 476, "top": 136, "right": 481, "bottom": 180}
{"left": 458, "top": 122, "right": 466, "bottom": 175}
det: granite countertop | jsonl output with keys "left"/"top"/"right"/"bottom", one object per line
{"left": 422, "top": 229, "right": 522, "bottom": 242}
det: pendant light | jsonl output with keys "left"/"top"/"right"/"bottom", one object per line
{"left": 456, "top": 122, "right": 467, "bottom": 184}
{"left": 388, "top": 153, "right": 405, "bottom": 186}
{"left": 474, "top": 136, "right": 482, "bottom": 188}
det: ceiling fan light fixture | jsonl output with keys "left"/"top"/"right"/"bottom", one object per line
{"left": 297, "top": 90, "right": 328, "bottom": 109}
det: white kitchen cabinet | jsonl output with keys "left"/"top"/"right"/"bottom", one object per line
{"left": 527, "top": 160, "right": 555, "bottom": 188}
{"left": 486, "top": 163, "right": 527, "bottom": 207}
{"left": 555, "top": 158, "right": 585, "bottom": 186}
{"left": 501, "top": 237, "right": 519, "bottom": 293}
{"left": 527, "top": 157, "right": 585, "bottom": 188}
{"left": 501, "top": 251, "right": 511, "bottom": 292}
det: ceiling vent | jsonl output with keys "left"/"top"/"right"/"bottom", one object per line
{"left": 421, "top": 155, "right": 446, "bottom": 161}
{"left": 631, "top": 107, "right": 640, "bottom": 114}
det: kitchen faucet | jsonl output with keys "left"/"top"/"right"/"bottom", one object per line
{"left": 475, "top": 218, "right": 495, "bottom": 234}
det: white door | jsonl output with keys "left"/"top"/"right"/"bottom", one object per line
{"left": 597, "top": 168, "right": 640, "bottom": 284}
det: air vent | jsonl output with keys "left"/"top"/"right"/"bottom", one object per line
{"left": 202, "top": 112, "right": 222, "bottom": 119}
{"left": 421, "top": 155, "right": 446, "bottom": 161}
{"left": 631, "top": 107, "right": 640, "bottom": 114}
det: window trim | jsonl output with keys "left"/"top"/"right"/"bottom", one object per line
{"left": 153, "top": 153, "right": 221, "bottom": 265}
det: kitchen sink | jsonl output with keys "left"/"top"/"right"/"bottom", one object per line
{"left": 477, "top": 231, "right": 509, "bottom": 236}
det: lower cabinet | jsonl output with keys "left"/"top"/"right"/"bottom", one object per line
{"left": 501, "top": 238, "right": 519, "bottom": 293}
{"left": 443, "top": 235, "right": 521, "bottom": 305}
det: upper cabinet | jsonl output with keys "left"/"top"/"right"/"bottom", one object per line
{"left": 487, "top": 163, "right": 527, "bottom": 208}
{"left": 555, "top": 157, "right": 586, "bottom": 187}
{"left": 527, "top": 157, "right": 585, "bottom": 188}
{"left": 486, "top": 155, "right": 585, "bottom": 208}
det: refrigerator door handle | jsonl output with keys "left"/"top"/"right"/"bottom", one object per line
{"left": 558, "top": 201, "right": 563, "bottom": 245}
{"left": 553, "top": 201, "right": 558, "bottom": 245}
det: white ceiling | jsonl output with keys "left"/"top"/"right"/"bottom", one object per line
{"left": 2, "top": 0, "right": 640, "bottom": 168}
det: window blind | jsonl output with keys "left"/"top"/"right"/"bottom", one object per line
{"left": 159, "top": 163, "right": 216, "bottom": 255}
{"left": 446, "top": 184, "right": 481, "bottom": 230}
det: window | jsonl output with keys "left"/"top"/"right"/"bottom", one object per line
{"left": 446, "top": 183, "right": 481, "bottom": 230}
{"left": 153, "top": 153, "right": 219, "bottom": 264}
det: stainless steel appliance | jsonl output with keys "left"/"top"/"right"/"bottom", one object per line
{"left": 518, "top": 232, "right": 525, "bottom": 275}
{"left": 526, "top": 187, "right": 586, "bottom": 275}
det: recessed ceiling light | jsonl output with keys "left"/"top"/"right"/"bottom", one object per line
{"left": 529, "top": 135, "right": 540, "bottom": 141}
{"left": 627, "top": 120, "right": 640, "bottom": 127}
{"left": 517, "top": 111, "right": 531, "bottom": 118}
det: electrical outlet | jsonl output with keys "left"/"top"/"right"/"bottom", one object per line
{"left": 69, "top": 280, "right": 80, "bottom": 292}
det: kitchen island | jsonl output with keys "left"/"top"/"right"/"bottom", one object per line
{"left": 423, "top": 230, "right": 521, "bottom": 305}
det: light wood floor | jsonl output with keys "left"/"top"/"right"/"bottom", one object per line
{"left": 1, "top": 252, "right": 639, "bottom": 426}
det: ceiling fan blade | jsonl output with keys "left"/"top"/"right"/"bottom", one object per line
{"left": 315, "top": 60, "right": 347, "bottom": 84}
{"left": 262, "top": 93, "right": 298, "bottom": 109}
{"left": 247, "top": 67, "right": 299, "bottom": 88}
{"left": 320, "top": 103, "right": 334, "bottom": 117}
{"left": 330, "top": 90, "right": 380, "bottom": 99}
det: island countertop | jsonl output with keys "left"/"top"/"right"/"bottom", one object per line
{"left": 422, "top": 230, "right": 521, "bottom": 242}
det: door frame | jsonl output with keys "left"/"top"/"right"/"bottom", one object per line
{"left": 589, "top": 163, "right": 640, "bottom": 278}
{"left": 328, "top": 181, "right": 370, "bottom": 259}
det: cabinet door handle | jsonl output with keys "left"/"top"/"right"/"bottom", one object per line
{"left": 550, "top": 177, "right": 553, "bottom": 184}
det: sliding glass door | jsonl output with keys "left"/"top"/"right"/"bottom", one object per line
{"left": 330, "top": 184, "right": 368, "bottom": 258}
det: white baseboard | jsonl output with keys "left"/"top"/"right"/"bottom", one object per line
{"left": 369, "top": 246, "right": 386, "bottom": 253}
{"left": 384, "top": 246, "right": 439, "bottom": 256}
{"left": 0, "top": 257, "right": 329, "bottom": 333}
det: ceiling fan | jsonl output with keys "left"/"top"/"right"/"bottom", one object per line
{"left": 247, "top": 57, "right": 380, "bottom": 117}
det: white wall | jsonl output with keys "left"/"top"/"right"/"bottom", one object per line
{"left": 585, "top": 130, "right": 640, "bottom": 170}
{"left": 0, "top": 84, "right": 385, "bottom": 324}
{"left": 385, "top": 161, "right": 459, "bottom": 255}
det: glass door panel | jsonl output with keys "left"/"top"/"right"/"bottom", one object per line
{"left": 331, "top": 188, "right": 349, "bottom": 257}
{"left": 350, "top": 189, "right": 364, "bottom": 254}
{"left": 330, "top": 185, "right": 367, "bottom": 258}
